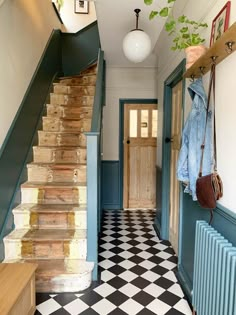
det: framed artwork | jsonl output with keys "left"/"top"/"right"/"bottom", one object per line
{"left": 210, "top": 1, "right": 231, "bottom": 46}
{"left": 75, "top": 0, "right": 89, "bottom": 14}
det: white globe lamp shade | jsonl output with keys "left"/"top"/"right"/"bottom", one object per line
{"left": 123, "top": 30, "right": 151, "bottom": 63}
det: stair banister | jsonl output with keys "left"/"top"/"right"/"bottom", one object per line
{"left": 85, "top": 49, "right": 105, "bottom": 280}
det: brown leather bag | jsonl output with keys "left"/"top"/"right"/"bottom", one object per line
{"left": 196, "top": 62, "right": 223, "bottom": 210}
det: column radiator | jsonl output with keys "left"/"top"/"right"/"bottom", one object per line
{"left": 192, "top": 221, "right": 236, "bottom": 315}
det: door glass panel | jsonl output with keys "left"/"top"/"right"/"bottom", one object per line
{"left": 141, "top": 110, "right": 148, "bottom": 137}
{"left": 129, "top": 110, "right": 137, "bottom": 137}
{"left": 152, "top": 110, "right": 158, "bottom": 137}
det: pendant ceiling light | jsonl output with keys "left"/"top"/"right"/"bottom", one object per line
{"left": 123, "top": 9, "right": 151, "bottom": 63}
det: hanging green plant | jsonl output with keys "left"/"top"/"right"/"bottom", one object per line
{"left": 144, "top": 0, "right": 208, "bottom": 51}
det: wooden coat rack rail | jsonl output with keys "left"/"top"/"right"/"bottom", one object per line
{"left": 184, "top": 22, "right": 236, "bottom": 78}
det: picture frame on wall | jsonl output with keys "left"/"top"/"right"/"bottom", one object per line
{"left": 75, "top": 0, "right": 89, "bottom": 14}
{"left": 210, "top": 1, "right": 231, "bottom": 46}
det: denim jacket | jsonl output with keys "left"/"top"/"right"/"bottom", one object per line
{"left": 177, "top": 78, "right": 214, "bottom": 200}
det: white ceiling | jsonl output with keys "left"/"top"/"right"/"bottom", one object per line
{"left": 95, "top": 0, "right": 169, "bottom": 68}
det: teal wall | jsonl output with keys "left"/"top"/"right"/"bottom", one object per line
{"left": 0, "top": 30, "right": 62, "bottom": 259}
{"left": 102, "top": 161, "right": 120, "bottom": 210}
{"left": 61, "top": 22, "right": 100, "bottom": 76}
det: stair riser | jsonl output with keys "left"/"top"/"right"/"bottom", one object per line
{"left": 33, "top": 147, "right": 86, "bottom": 164}
{"left": 21, "top": 187, "right": 86, "bottom": 204}
{"left": 58, "top": 75, "right": 96, "bottom": 86}
{"left": 46, "top": 105, "right": 92, "bottom": 119}
{"left": 27, "top": 166, "right": 86, "bottom": 183}
{"left": 50, "top": 94, "right": 94, "bottom": 106}
{"left": 36, "top": 272, "right": 92, "bottom": 293}
{"left": 53, "top": 85, "right": 95, "bottom": 96}
{"left": 13, "top": 211, "right": 87, "bottom": 229}
{"left": 42, "top": 118, "right": 91, "bottom": 133}
{"left": 38, "top": 131, "right": 87, "bottom": 147}
{"left": 4, "top": 239, "right": 87, "bottom": 260}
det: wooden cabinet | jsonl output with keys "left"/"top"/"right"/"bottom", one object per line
{"left": 0, "top": 263, "right": 38, "bottom": 315}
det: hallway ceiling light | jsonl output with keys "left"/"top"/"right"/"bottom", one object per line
{"left": 123, "top": 8, "right": 151, "bottom": 63}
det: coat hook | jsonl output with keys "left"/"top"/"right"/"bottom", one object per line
{"left": 199, "top": 67, "right": 205, "bottom": 75}
{"left": 211, "top": 56, "right": 218, "bottom": 64}
{"left": 225, "top": 41, "right": 235, "bottom": 53}
{"left": 190, "top": 74, "right": 195, "bottom": 82}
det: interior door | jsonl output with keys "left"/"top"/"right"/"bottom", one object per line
{"left": 124, "top": 104, "right": 157, "bottom": 208}
{"left": 169, "top": 81, "right": 183, "bottom": 254}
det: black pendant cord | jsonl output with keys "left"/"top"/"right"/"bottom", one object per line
{"left": 134, "top": 8, "right": 141, "bottom": 30}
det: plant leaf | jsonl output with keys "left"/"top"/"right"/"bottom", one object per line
{"left": 178, "top": 15, "right": 186, "bottom": 23}
{"left": 144, "top": 0, "right": 153, "bottom": 5}
{"left": 165, "top": 20, "right": 176, "bottom": 32}
{"left": 180, "top": 27, "right": 188, "bottom": 33}
{"left": 160, "top": 7, "right": 169, "bottom": 17}
{"left": 149, "top": 11, "right": 159, "bottom": 20}
{"left": 168, "top": 0, "right": 176, "bottom": 3}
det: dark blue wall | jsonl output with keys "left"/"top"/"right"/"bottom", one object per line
{"left": 102, "top": 161, "right": 120, "bottom": 210}
{"left": 61, "top": 22, "right": 100, "bottom": 76}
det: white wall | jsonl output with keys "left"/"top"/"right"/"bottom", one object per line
{"left": 0, "top": 0, "right": 61, "bottom": 150}
{"left": 156, "top": 0, "right": 236, "bottom": 212}
{"left": 58, "top": 0, "right": 96, "bottom": 33}
{"left": 102, "top": 67, "right": 158, "bottom": 160}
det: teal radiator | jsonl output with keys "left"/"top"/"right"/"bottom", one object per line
{"left": 193, "top": 221, "right": 236, "bottom": 315}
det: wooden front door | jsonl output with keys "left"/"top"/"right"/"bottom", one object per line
{"left": 169, "top": 81, "right": 183, "bottom": 254}
{"left": 123, "top": 104, "right": 157, "bottom": 208}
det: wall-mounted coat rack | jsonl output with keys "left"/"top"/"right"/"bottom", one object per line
{"left": 184, "top": 22, "right": 236, "bottom": 78}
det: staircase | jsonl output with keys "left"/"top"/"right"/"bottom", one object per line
{"left": 3, "top": 64, "right": 97, "bottom": 293}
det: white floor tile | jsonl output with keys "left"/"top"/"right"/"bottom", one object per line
{"left": 137, "top": 251, "right": 153, "bottom": 259}
{"left": 143, "top": 283, "right": 166, "bottom": 298}
{"left": 159, "top": 260, "right": 176, "bottom": 270}
{"left": 118, "top": 260, "right": 136, "bottom": 270}
{"left": 156, "top": 251, "right": 172, "bottom": 259}
{"left": 118, "top": 250, "right": 134, "bottom": 259}
{"left": 146, "top": 299, "right": 171, "bottom": 315}
{"left": 93, "top": 283, "right": 116, "bottom": 297}
{"left": 119, "top": 270, "right": 138, "bottom": 282}
{"left": 139, "top": 260, "right": 156, "bottom": 270}
{"left": 141, "top": 270, "right": 160, "bottom": 282}
{"left": 163, "top": 271, "right": 178, "bottom": 283}
{"left": 119, "top": 283, "right": 141, "bottom": 297}
{"left": 101, "top": 270, "right": 116, "bottom": 282}
{"left": 63, "top": 299, "right": 89, "bottom": 315}
{"left": 91, "top": 299, "right": 116, "bottom": 315}
{"left": 173, "top": 299, "right": 192, "bottom": 314}
{"left": 36, "top": 299, "right": 61, "bottom": 315}
{"left": 168, "top": 283, "right": 185, "bottom": 298}
{"left": 119, "top": 298, "right": 143, "bottom": 315}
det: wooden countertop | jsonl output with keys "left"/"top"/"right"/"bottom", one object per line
{"left": 0, "top": 263, "right": 38, "bottom": 315}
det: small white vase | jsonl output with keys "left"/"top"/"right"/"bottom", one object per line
{"left": 185, "top": 45, "right": 208, "bottom": 69}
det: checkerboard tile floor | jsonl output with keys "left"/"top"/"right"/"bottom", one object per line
{"left": 35, "top": 209, "right": 192, "bottom": 315}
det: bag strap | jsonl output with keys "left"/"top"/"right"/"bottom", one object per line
{"left": 198, "top": 62, "right": 217, "bottom": 177}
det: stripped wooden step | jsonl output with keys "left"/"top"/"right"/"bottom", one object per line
{"left": 33, "top": 146, "right": 86, "bottom": 164}
{"left": 53, "top": 85, "right": 95, "bottom": 96}
{"left": 4, "top": 229, "right": 87, "bottom": 260}
{"left": 3, "top": 259, "right": 94, "bottom": 293}
{"left": 13, "top": 204, "right": 87, "bottom": 229}
{"left": 27, "top": 163, "right": 86, "bottom": 183}
{"left": 50, "top": 94, "right": 94, "bottom": 106}
{"left": 38, "top": 131, "right": 87, "bottom": 147}
{"left": 21, "top": 182, "right": 87, "bottom": 205}
{"left": 46, "top": 104, "right": 92, "bottom": 119}
{"left": 80, "top": 65, "right": 97, "bottom": 75}
{"left": 57, "top": 75, "right": 96, "bottom": 86}
{"left": 42, "top": 117, "right": 91, "bottom": 132}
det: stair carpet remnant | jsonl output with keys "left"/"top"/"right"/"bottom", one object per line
{"left": 3, "top": 64, "right": 97, "bottom": 293}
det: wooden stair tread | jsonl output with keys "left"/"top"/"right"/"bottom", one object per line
{"left": 33, "top": 145, "right": 86, "bottom": 150}
{"left": 5, "top": 228, "right": 87, "bottom": 241}
{"left": 13, "top": 204, "right": 87, "bottom": 213}
{"left": 38, "top": 130, "right": 85, "bottom": 135}
{"left": 21, "top": 181, "right": 87, "bottom": 188}
{"left": 42, "top": 117, "right": 91, "bottom": 122}
{"left": 28, "top": 162, "right": 86, "bottom": 167}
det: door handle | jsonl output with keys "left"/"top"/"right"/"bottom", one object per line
{"left": 127, "top": 140, "right": 130, "bottom": 144}
{"left": 165, "top": 137, "right": 173, "bottom": 143}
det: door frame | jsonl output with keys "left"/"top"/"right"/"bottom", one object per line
{"left": 119, "top": 99, "right": 158, "bottom": 209}
{"left": 161, "top": 60, "right": 186, "bottom": 240}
